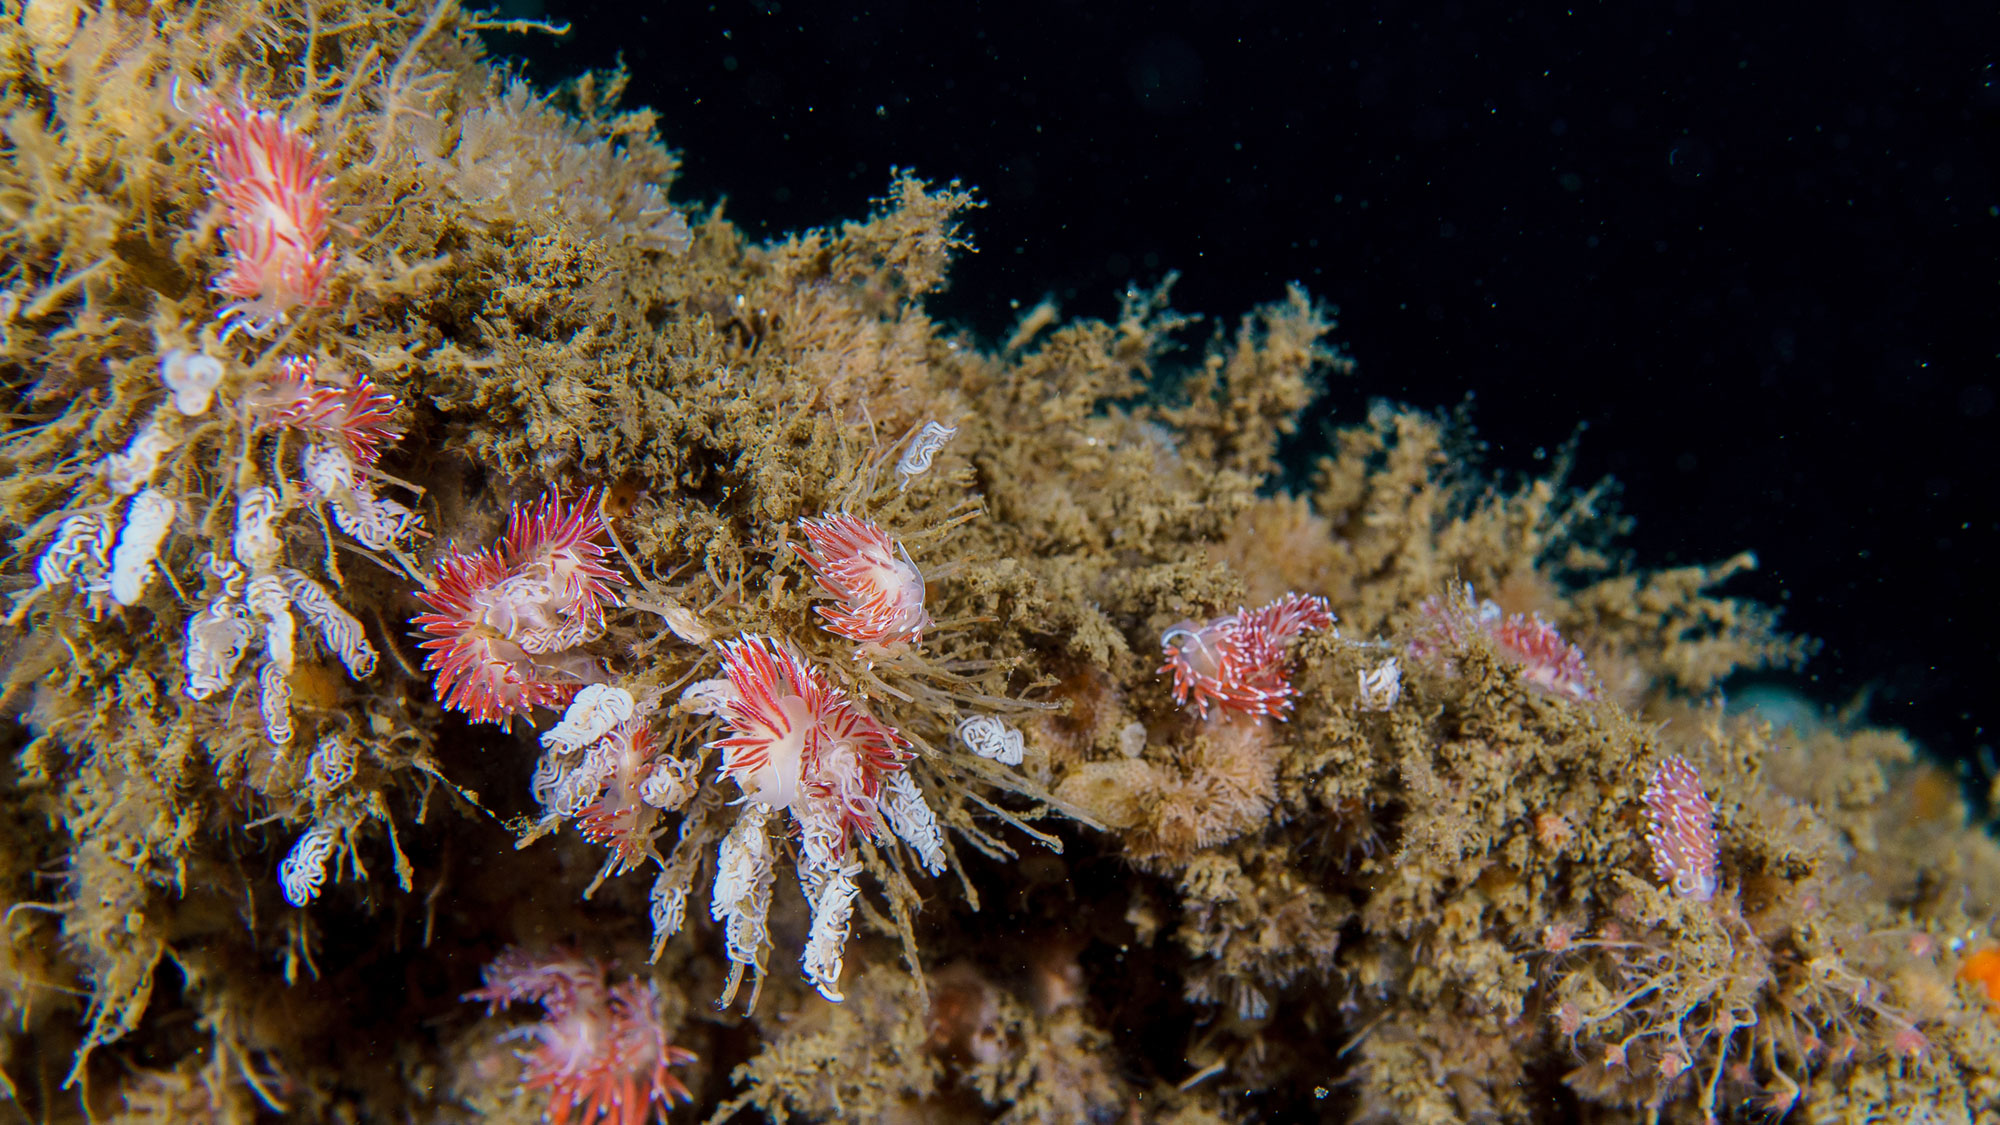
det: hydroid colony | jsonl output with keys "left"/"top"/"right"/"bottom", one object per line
{"left": 2, "top": 1, "right": 1997, "bottom": 1122}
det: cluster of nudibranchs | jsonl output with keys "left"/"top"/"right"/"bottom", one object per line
{"left": 21, "top": 91, "right": 426, "bottom": 913}
{"left": 405, "top": 490, "right": 704, "bottom": 886}
{"left": 411, "top": 489, "right": 627, "bottom": 728}
{"left": 409, "top": 503, "right": 954, "bottom": 1006}
{"left": 697, "top": 513, "right": 949, "bottom": 1004}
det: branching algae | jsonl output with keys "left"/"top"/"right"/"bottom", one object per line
{"left": 1, "top": 1, "right": 1996, "bottom": 1122}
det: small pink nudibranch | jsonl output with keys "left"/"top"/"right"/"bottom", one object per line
{"left": 198, "top": 98, "right": 334, "bottom": 338}
{"left": 465, "top": 947, "right": 695, "bottom": 1125}
{"left": 794, "top": 513, "right": 932, "bottom": 647}
{"left": 1644, "top": 754, "right": 1719, "bottom": 902}
{"left": 1409, "top": 585, "right": 1599, "bottom": 702}
{"left": 253, "top": 356, "right": 402, "bottom": 465}
{"left": 1485, "top": 611, "right": 1598, "bottom": 702}
{"left": 576, "top": 718, "right": 680, "bottom": 873}
{"left": 1160, "top": 592, "right": 1334, "bottom": 720}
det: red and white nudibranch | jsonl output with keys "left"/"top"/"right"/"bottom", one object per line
{"left": 411, "top": 546, "right": 577, "bottom": 728}
{"left": 411, "top": 489, "right": 626, "bottom": 729}
{"left": 1160, "top": 592, "right": 1334, "bottom": 720}
{"left": 465, "top": 947, "right": 695, "bottom": 1125}
{"left": 1408, "top": 585, "right": 1599, "bottom": 702}
{"left": 578, "top": 718, "right": 695, "bottom": 874}
{"left": 1485, "top": 611, "right": 1598, "bottom": 702}
{"left": 199, "top": 99, "right": 334, "bottom": 339}
{"left": 793, "top": 513, "right": 932, "bottom": 647}
{"left": 502, "top": 488, "right": 628, "bottom": 641}
{"left": 255, "top": 356, "right": 402, "bottom": 465}
{"left": 710, "top": 634, "right": 909, "bottom": 860}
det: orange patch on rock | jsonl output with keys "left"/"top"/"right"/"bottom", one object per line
{"left": 1956, "top": 947, "right": 2000, "bottom": 1003}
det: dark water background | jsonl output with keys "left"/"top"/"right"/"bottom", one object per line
{"left": 489, "top": 1, "right": 1997, "bottom": 790}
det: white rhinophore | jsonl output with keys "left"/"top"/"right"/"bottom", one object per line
{"left": 279, "top": 822, "right": 341, "bottom": 907}
{"left": 184, "top": 598, "right": 255, "bottom": 700}
{"left": 109, "top": 490, "right": 176, "bottom": 606}
{"left": 160, "top": 350, "right": 226, "bottom": 415}
{"left": 956, "top": 713, "right": 1025, "bottom": 765}
{"left": 104, "top": 423, "right": 176, "bottom": 495}
{"left": 895, "top": 420, "right": 958, "bottom": 490}
{"left": 541, "top": 684, "right": 636, "bottom": 753}
{"left": 279, "top": 568, "right": 376, "bottom": 678}
{"left": 800, "top": 857, "right": 863, "bottom": 1002}
{"left": 880, "top": 768, "right": 946, "bottom": 874}
{"left": 233, "top": 486, "right": 282, "bottom": 572}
